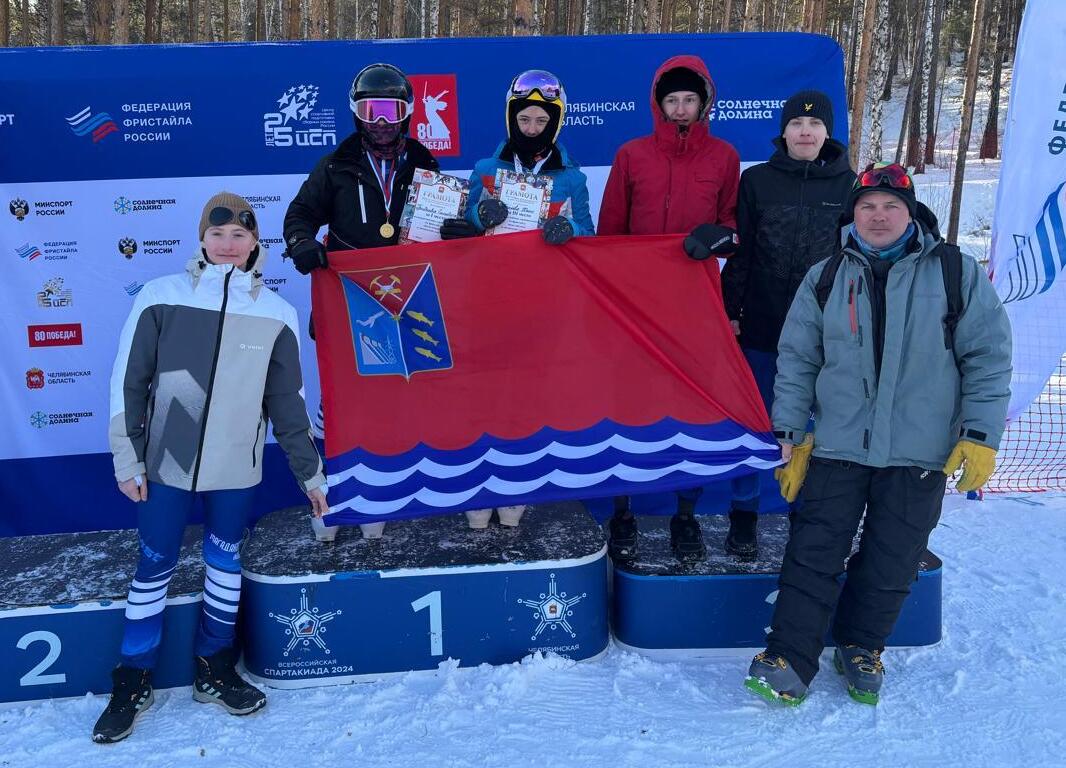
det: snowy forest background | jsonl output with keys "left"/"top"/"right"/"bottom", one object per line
{"left": 0, "top": 0, "right": 1020, "bottom": 241}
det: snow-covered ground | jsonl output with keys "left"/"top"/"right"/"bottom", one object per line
{"left": 2, "top": 492, "right": 1063, "bottom": 767}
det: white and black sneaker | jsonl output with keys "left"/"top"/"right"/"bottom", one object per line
{"left": 192, "top": 648, "right": 267, "bottom": 715}
{"left": 92, "top": 665, "right": 154, "bottom": 744}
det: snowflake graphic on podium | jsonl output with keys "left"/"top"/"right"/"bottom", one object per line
{"left": 269, "top": 588, "right": 342, "bottom": 656}
{"left": 517, "top": 573, "right": 586, "bottom": 640}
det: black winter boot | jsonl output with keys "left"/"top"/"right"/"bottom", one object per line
{"left": 607, "top": 496, "right": 639, "bottom": 563}
{"left": 725, "top": 509, "right": 759, "bottom": 560}
{"left": 92, "top": 665, "right": 154, "bottom": 744}
{"left": 608, "top": 513, "right": 639, "bottom": 562}
{"left": 193, "top": 648, "right": 267, "bottom": 715}
{"left": 670, "top": 496, "right": 706, "bottom": 562}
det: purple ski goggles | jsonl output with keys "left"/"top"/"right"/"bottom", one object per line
{"left": 351, "top": 97, "right": 414, "bottom": 124}
{"left": 508, "top": 70, "right": 565, "bottom": 103}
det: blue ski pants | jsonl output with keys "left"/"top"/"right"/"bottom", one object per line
{"left": 119, "top": 483, "right": 255, "bottom": 669}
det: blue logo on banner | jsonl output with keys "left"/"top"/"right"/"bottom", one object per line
{"left": 342, "top": 264, "right": 452, "bottom": 379}
{"left": 65, "top": 106, "right": 118, "bottom": 143}
{"left": 1000, "top": 182, "right": 1066, "bottom": 304}
{"left": 16, "top": 243, "right": 42, "bottom": 261}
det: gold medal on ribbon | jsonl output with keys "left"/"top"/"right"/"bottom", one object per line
{"left": 380, "top": 222, "right": 395, "bottom": 239}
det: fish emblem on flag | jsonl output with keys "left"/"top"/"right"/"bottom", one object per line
{"left": 341, "top": 262, "right": 452, "bottom": 379}
{"left": 996, "top": 181, "right": 1066, "bottom": 303}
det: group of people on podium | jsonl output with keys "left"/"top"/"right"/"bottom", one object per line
{"left": 92, "top": 53, "right": 1011, "bottom": 742}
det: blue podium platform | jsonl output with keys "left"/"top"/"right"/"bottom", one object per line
{"left": 0, "top": 527, "right": 205, "bottom": 704}
{"left": 239, "top": 503, "right": 610, "bottom": 688}
{"left": 1, "top": 504, "right": 942, "bottom": 703}
{"left": 611, "top": 514, "right": 943, "bottom": 656}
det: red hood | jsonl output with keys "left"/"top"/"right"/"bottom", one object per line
{"left": 650, "top": 55, "right": 716, "bottom": 145}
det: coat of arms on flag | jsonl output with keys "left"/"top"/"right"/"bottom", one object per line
{"left": 340, "top": 263, "right": 452, "bottom": 378}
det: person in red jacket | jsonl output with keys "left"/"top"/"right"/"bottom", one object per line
{"left": 599, "top": 54, "right": 739, "bottom": 236}
{"left": 598, "top": 54, "right": 742, "bottom": 563}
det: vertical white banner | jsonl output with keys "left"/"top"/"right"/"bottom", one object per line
{"left": 990, "top": 0, "right": 1066, "bottom": 419}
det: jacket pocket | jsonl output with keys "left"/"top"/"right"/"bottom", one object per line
{"left": 692, "top": 174, "right": 720, "bottom": 214}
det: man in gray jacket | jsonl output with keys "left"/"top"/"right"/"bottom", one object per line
{"left": 744, "top": 163, "right": 1011, "bottom": 706}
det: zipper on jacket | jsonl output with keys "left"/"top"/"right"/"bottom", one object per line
{"left": 862, "top": 378, "right": 870, "bottom": 399}
{"left": 358, "top": 184, "right": 368, "bottom": 225}
{"left": 785, "top": 161, "right": 811, "bottom": 301}
{"left": 190, "top": 267, "right": 233, "bottom": 492}
{"left": 863, "top": 429, "right": 870, "bottom": 450}
{"left": 251, "top": 417, "right": 263, "bottom": 468}
{"left": 856, "top": 276, "right": 864, "bottom": 345}
{"left": 848, "top": 279, "right": 857, "bottom": 336}
{"left": 664, "top": 148, "right": 675, "bottom": 232}
{"left": 863, "top": 263, "right": 886, "bottom": 379}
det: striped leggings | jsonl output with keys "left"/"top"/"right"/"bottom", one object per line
{"left": 120, "top": 483, "right": 255, "bottom": 670}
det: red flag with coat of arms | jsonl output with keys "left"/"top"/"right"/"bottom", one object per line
{"left": 311, "top": 232, "right": 778, "bottom": 524}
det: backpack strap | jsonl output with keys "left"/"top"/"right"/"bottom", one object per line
{"left": 937, "top": 241, "right": 964, "bottom": 351}
{"left": 815, "top": 251, "right": 846, "bottom": 311}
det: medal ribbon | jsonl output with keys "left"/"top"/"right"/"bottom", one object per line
{"left": 369, "top": 156, "right": 399, "bottom": 220}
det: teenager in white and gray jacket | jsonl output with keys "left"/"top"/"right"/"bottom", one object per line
{"left": 93, "top": 192, "right": 327, "bottom": 744}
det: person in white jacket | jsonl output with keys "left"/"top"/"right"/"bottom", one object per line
{"left": 93, "top": 192, "right": 328, "bottom": 744}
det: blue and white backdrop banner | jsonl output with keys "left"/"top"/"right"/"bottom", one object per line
{"left": 0, "top": 33, "right": 846, "bottom": 534}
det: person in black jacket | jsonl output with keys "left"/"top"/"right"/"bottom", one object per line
{"left": 283, "top": 63, "right": 440, "bottom": 541}
{"left": 284, "top": 63, "right": 440, "bottom": 261}
{"left": 719, "top": 90, "right": 855, "bottom": 559}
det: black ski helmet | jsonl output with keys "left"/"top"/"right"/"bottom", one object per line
{"left": 349, "top": 63, "right": 415, "bottom": 133}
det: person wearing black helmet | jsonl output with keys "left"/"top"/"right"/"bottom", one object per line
{"left": 282, "top": 63, "right": 441, "bottom": 540}
{"left": 284, "top": 63, "right": 441, "bottom": 265}
{"left": 440, "top": 69, "right": 595, "bottom": 246}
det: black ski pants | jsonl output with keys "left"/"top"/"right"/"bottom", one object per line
{"left": 766, "top": 458, "right": 946, "bottom": 685}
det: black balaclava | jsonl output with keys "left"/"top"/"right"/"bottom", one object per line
{"left": 506, "top": 98, "right": 561, "bottom": 168}
{"left": 357, "top": 117, "right": 406, "bottom": 161}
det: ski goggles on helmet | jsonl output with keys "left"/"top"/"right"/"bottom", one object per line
{"left": 208, "top": 206, "right": 257, "bottom": 232}
{"left": 855, "top": 162, "right": 914, "bottom": 192}
{"left": 508, "top": 70, "right": 565, "bottom": 104}
{"left": 351, "top": 97, "right": 414, "bottom": 124}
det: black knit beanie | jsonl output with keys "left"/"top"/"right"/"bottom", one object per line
{"left": 780, "top": 90, "right": 834, "bottom": 136}
{"left": 655, "top": 67, "right": 707, "bottom": 106}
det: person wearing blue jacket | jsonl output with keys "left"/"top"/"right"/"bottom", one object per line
{"left": 440, "top": 70, "right": 594, "bottom": 530}
{"left": 441, "top": 69, "right": 595, "bottom": 246}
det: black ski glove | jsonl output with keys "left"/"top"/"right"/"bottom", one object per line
{"left": 543, "top": 216, "right": 575, "bottom": 245}
{"left": 440, "top": 218, "right": 480, "bottom": 240}
{"left": 477, "top": 198, "right": 509, "bottom": 229}
{"left": 683, "top": 224, "right": 739, "bottom": 260}
{"left": 287, "top": 238, "right": 328, "bottom": 274}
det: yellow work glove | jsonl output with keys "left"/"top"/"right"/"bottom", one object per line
{"left": 774, "top": 435, "right": 814, "bottom": 503}
{"left": 943, "top": 439, "right": 997, "bottom": 492}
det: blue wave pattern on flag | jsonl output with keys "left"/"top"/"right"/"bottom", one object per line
{"left": 999, "top": 181, "right": 1066, "bottom": 303}
{"left": 323, "top": 417, "right": 780, "bottom": 523}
